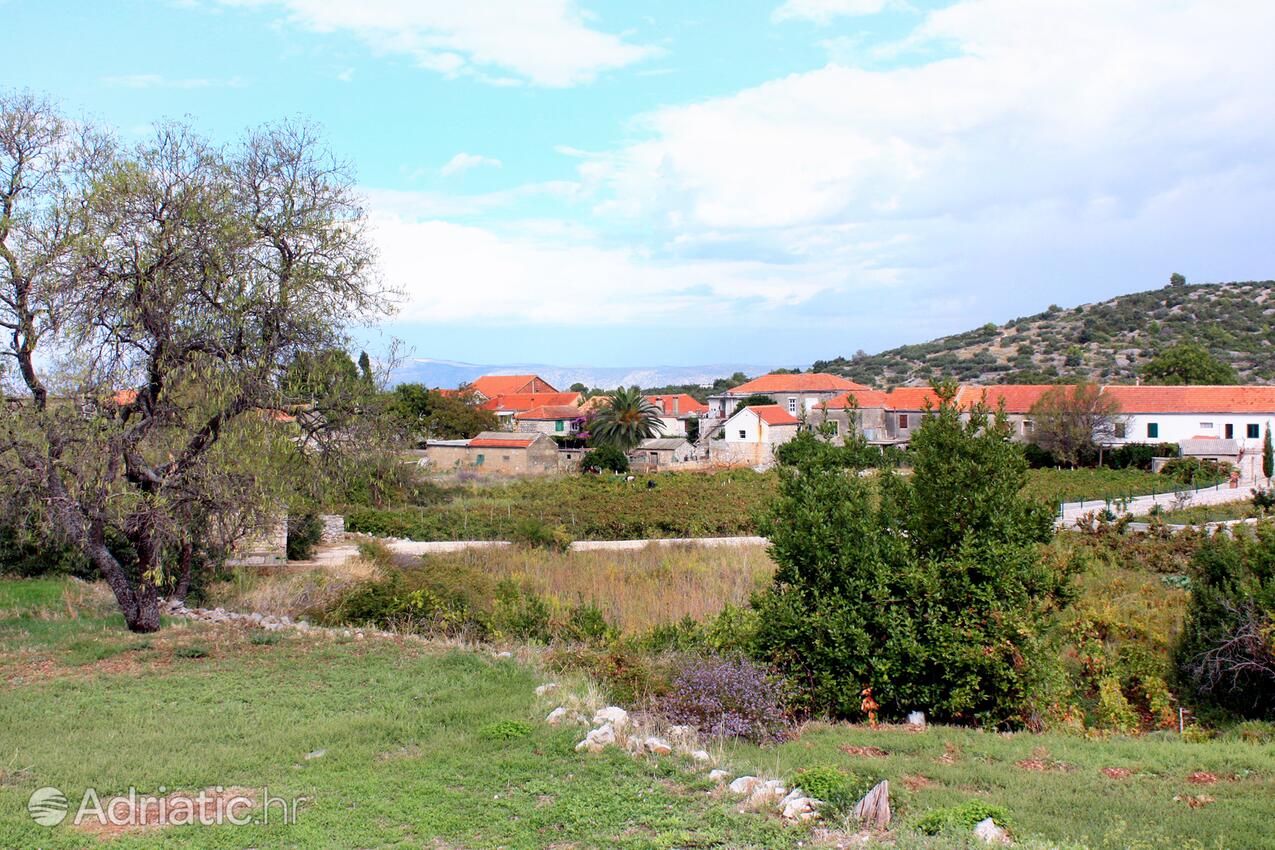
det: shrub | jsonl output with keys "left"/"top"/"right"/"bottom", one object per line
{"left": 753, "top": 385, "right": 1069, "bottom": 726}
{"left": 1252, "top": 488, "right": 1275, "bottom": 513}
{"left": 491, "top": 579, "right": 553, "bottom": 641}
{"left": 581, "top": 445, "right": 629, "bottom": 473}
{"left": 914, "top": 800, "right": 1012, "bottom": 835}
{"left": 1093, "top": 676, "right": 1139, "bottom": 733}
{"left": 510, "top": 517, "right": 572, "bottom": 552}
{"left": 286, "top": 513, "right": 324, "bottom": 561}
{"left": 656, "top": 656, "right": 790, "bottom": 742}
{"left": 1160, "top": 457, "right": 1229, "bottom": 487}
{"left": 791, "top": 766, "right": 874, "bottom": 815}
{"left": 1175, "top": 526, "right": 1275, "bottom": 719}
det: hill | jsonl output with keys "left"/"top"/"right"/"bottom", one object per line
{"left": 814, "top": 280, "right": 1275, "bottom": 387}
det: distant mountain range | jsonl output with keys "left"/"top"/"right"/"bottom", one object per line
{"left": 389, "top": 359, "right": 777, "bottom": 391}
{"left": 813, "top": 280, "right": 1275, "bottom": 387}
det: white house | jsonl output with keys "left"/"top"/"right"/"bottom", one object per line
{"left": 711, "top": 403, "right": 800, "bottom": 468}
{"left": 706, "top": 373, "right": 870, "bottom": 420}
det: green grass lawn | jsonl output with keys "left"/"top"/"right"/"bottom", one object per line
{"left": 727, "top": 722, "right": 1275, "bottom": 850}
{"left": 0, "top": 579, "right": 791, "bottom": 850}
{"left": 1154, "top": 501, "right": 1262, "bottom": 525}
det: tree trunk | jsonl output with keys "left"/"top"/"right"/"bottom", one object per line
{"left": 171, "top": 541, "right": 194, "bottom": 603}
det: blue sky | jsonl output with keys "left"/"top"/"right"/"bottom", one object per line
{"left": 6, "top": 0, "right": 1275, "bottom": 367}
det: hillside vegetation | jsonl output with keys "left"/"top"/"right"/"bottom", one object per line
{"left": 814, "top": 280, "right": 1275, "bottom": 387}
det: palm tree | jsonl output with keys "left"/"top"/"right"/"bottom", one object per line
{"left": 588, "top": 386, "right": 663, "bottom": 451}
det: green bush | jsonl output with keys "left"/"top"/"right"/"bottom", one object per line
{"left": 510, "top": 517, "right": 572, "bottom": 552}
{"left": 286, "top": 513, "right": 324, "bottom": 561}
{"left": 1159, "top": 457, "right": 1229, "bottom": 487}
{"left": 1175, "top": 526, "right": 1275, "bottom": 719}
{"left": 791, "top": 766, "right": 873, "bottom": 815}
{"left": 478, "top": 720, "right": 533, "bottom": 742}
{"left": 914, "top": 800, "right": 1012, "bottom": 835}
{"left": 581, "top": 445, "right": 629, "bottom": 473}
{"left": 753, "top": 385, "right": 1071, "bottom": 726}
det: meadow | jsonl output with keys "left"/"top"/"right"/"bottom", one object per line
{"left": 4, "top": 577, "right": 1274, "bottom": 849}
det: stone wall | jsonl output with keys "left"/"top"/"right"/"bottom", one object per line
{"left": 318, "top": 514, "right": 345, "bottom": 543}
{"left": 227, "top": 514, "right": 287, "bottom": 566}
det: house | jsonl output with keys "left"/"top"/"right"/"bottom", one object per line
{"left": 628, "top": 437, "right": 697, "bottom": 470}
{"left": 706, "top": 373, "right": 870, "bottom": 420}
{"left": 422, "top": 431, "right": 559, "bottom": 475}
{"left": 480, "top": 391, "right": 582, "bottom": 428}
{"left": 961, "top": 385, "right": 1056, "bottom": 441}
{"left": 646, "top": 393, "right": 709, "bottom": 437}
{"left": 462, "top": 374, "right": 559, "bottom": 402}
{"left": 514, "top": 405, "right": 584, "bottom": 435}
{"left": 812, "top": 388, "right": 891, "bottom": 443}
{"left": 711, "top": 403, "right": 800, "bottom": 467}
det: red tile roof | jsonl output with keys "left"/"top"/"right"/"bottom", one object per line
{"left": 1101, "top": 385, "right": 1275, "bottom": 414}
{"left": 747, "top": 404, "right": 800, "bottom": 426}
{"left": 884, "top": 386, "right": 947, "bottom": 410}
{"left": 646, "top": 394, "right": 708, "bottom": 416}
{"left": 469, "top": 436, "right": 538, "bottom": 448}
{"left": 962, "top": 385, "right": 1056, "bottom": 414}
{"left": 823, "top": 389, "right": 890, "bottom": 409}
{"left": 515, "top": 405, "right": 584, "bottom": 421}
{"left": 467, "top": 374, "right": 558, "bottom": 397}
{"left": 481, "top": 392, "right": 581, "bottom": 412}
{"left": 730, "top": 373, "right": 869, "bottom": 394}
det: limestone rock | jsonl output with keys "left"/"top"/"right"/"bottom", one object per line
{"left": 689, "top": 749, "right": 711, "bottom": 763}
{"left": 852, "top": 780, "right": 891, "bottom": 829}
{"left": 667, "top": 724, "right": 695, "bottom": 739}
{"left": 534, "top": 683, "right": 558, "bottom": 696}
{"left": 907, "top": 711, "right": 927, "bottom": 728}
{"left": 709, "top": 769, "right": 731, "bottom": 782}
{"left": 545, "top": 707, "right": 569, "bottom": 725}
{"left": 592, "top": 706, "right": 629, "bottom": 728}
{"left": 973, "top": 817, "right": 1011, "bottom": 845}
{"left": 728, "top": 776, "right": 762, "bottom": 796}
{"left": 644, "top": 736, "right": 673, "bottom": 756}
{"left": 574, "top": 723, "right": 616, "bottom": 753}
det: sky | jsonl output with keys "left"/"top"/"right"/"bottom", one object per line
{"left": 5, "top": 0, "right": 1275, "bottom": 368}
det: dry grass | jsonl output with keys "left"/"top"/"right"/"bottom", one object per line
{"left": 403, "top": 543, "right": 776, "bottom": 632}
{"left": 205, "top": 556, "right": 384, "bottom": 618}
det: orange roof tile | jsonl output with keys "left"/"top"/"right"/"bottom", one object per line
{"left": 962, "top": 385, "right": 1056, "bottom": 414}
{"left": 515, "top": 405, "right": 584, "bottom": 421}
{"left": 823, "top": 389, "right": 890, "bottom": 409}
{"left": 467, "top": 374, "right": 559, "bottom": 397}
{"left": 746, "top": 404, "right": 800, "bottom": 426}
{"left": 884, "top": 386, "right": 946, "bottom": 410}
{"left": 730, "top": 373, "right": 870, "bottom": 394}
{"left": 646, "top": 394, "right": 708, "bottom": 416}
{"left": 481, "top": 392, "right": 581, "bottom": 412}
{"left": 1100, "top": 385, "right": 1275, "bottom": 414}
{"left": 469, "top": 436, "right": 537, "bottom": 448}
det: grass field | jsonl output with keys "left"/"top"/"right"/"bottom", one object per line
{"left": 4, "top": 577, "right": 1275, "bottom": 849}
{"left": 1154, "top": 501, "right": 1261, "bottom": 525}
{"left": 1021, "top": 467, "right": 1222, "bottom": 508}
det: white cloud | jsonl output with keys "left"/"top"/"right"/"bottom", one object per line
{"left": 222, "top": 0, "right": 659, "bottom": 86}
{"left": 439, "top": 152, "right": 502, "bottom": 177}
{"left": 772, "top": 0, "right": 894, "bottom": 25}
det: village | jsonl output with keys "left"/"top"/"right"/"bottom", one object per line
{"left": 421, "top": 371, "right": 1275, "bottom": 480}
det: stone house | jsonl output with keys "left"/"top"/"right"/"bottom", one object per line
{"left": 422, "top": 431, "right": 559, "bottom": 475}
{"left": 705, "top": 373, "right": 870, "bottom": 421}
{"left": 514, "top": 404, "right": 585, "bottom": 435}
{"left": 711, "top": 403, "right": 800, "bottom": 468}
{"left": 462, "top": 374, "right": 559, "bottom": 402}
{"left": 629, "top": 437, "right": 697, "bottom": 470}
{"left": 480, "top": 391, "right": 582, "bottom": 429}
{"left": 646, "top": 393, "right": 708, "bottom": 437}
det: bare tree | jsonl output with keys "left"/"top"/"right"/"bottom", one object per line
{"left": 1, "top": 92, "right": 389, "bottom": 631}
{"left": 1028, "top": 381, "right": 1126, "bottom": 467}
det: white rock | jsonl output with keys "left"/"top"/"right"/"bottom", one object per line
{"left": 781, "top": 788, "right": 806, "bottom": 805}
{"left": 667, "top": 724, "right": 694, "bottom": 738}
{"left": 973, "top": 817, "right": 1011, "bottom": 845}
{"left": 574, "top": 723, "right": 616, "bottom": 753}
{"left": 781, "top": 795, "right": 818, "bottom": 821}
{"left": 644, "top": 736, "right": 673, "bottom": 756}
{"left": 304, "top": 748, "right": 326, "bottom": 760}
{"left": 545, "top": 707, "right": 569, "bottom": 725}
{"left": 709, "top": 769, "right": 731, "bottom": 782}
{"left": 907, "top": 710, "right": 927, "bottom": 728}
{"left": 747, "top": 780, "right": 787, "bottom": 806}
{"left": 729, "top": 776, "right": 762, "bottom": 796}
{"left": 494, "top": 651, "right": 513, "bottom": 659}
{"left": 534, "top": 683, "right": 558, "bottom": 696}
{"left": 592, "top": 706, "right": 629, "bottom": 728}
{"left": 689, "top": 749, "right": 711, "bottom": 763}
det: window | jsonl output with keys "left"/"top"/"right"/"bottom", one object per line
{"left": 502, "top": 455, "right": 511, "bottom": 462}
{"left": 555, "top": 420, "right": 564, "bottom": 432}
{"left": 898, "top": 413, "right": 909, "bottom": 429}
{"left": 1225, "top": 424, "right": 1234, "bottom": 439}
{"left": 1147, "top": 423, "right": 1158, "bottom": 439}
{"left": 1248, "top": 424, "right": 1260, "bottom": 439}
{"left": 738, "top": 429, "right": 747, "bottom": 440}
{"left": 787, "top": 397, "right": 797, "bottom": 414}
{"left": 1200, "top": 421, "right": 1214, "bottom": 430}
{"left": 1114, "top": 423, "right": 1126, "bottom": 438}
{"left": 1022, "top": 420, "right": 1034, "bottom": 435}
{"left": 475, "top": 453, "right": 485, "bottom": 466}
{"left": 831, "top": 420, "right": 840, "bottom": 435}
